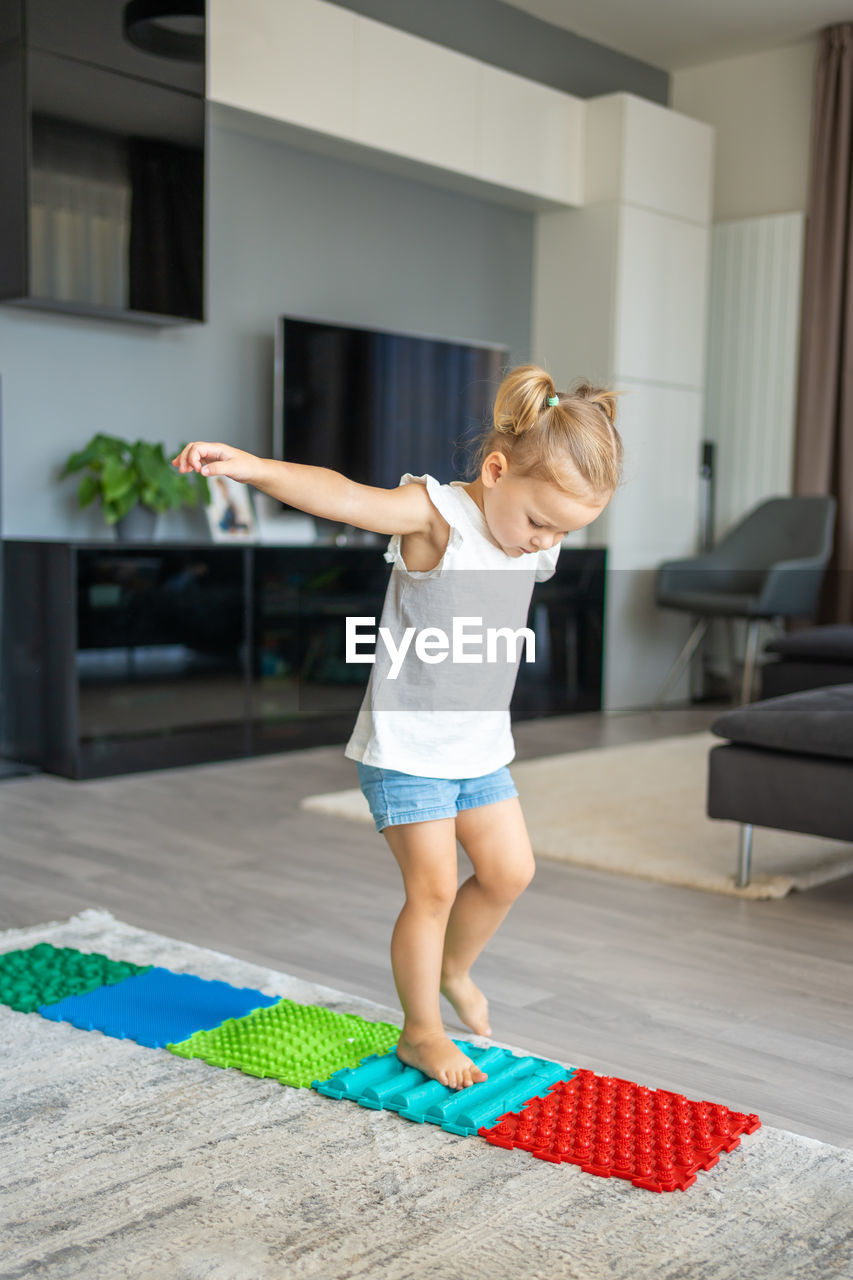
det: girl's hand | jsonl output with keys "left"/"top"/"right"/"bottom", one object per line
{"left": 172, "top": 447, "right": 439, "bottom": 540}
{"left": 171, "top": 442, "right": 259, "bottom": 484}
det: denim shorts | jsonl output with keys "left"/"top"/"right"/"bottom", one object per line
{"left": 356, "top": 762, "right": 519, "bottom": 833}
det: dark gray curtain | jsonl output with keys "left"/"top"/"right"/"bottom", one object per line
{"left": 794, "top": 24, "right": 853, "bottom": 624}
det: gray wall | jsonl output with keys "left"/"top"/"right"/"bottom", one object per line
{"left": 0, "top": 113, "right": 534, "bottom": 539}
{"left": 326, "top": 0, "right": 669, "bottom": 103}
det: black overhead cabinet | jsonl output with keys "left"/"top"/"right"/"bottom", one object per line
{"left": 0, "top": 0, "right": 206, "bottom": 324}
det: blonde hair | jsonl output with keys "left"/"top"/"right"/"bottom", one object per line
{"left": 469, "top": 364, "right": 624, "bottom": 501}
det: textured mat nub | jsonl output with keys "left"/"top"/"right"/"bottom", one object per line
{"left": 38, "top": 967, "right": 279, "bottom": 1048}
{"left": 479, "top": 1068, "right": 762, "bottom": 1192}
{"left": 0, "top": 943, "right": 150, "bottom": 1013}
{"left": 315, "top": 1042, "right": 575, "bottom": 1135}
{"left": 168, "top": 998, "right": 400, "bottom": 1088}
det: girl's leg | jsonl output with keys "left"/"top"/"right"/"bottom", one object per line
{"left": 440, "top": 796, "right": 536, "bottom": 1037}
{"left": 382, "top": 817, "right": 488, "bottom": 1090}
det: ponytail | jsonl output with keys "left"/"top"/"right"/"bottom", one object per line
{"left": 572, "top": 381, "right": 620, "bottom": 428}
{"left": 472, "top": 364, "right": 624, "bottom": 499}
{"left": 493, "top": 364, "right": 557, "bottom": 438}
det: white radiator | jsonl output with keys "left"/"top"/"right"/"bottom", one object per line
{"left": 704, "top": 213, "right": 805, "bottom": 540}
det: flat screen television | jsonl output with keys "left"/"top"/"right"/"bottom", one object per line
{"left": 273, "top": 316, "right": 509, "bottom": 510}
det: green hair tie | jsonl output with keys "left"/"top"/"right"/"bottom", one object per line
{"left": 547, "top": 394, "right": 559, "bottom": 407}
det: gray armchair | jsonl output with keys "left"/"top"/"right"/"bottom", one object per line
{"left": 654, "top": 496, "right": 837, "bottom": 707}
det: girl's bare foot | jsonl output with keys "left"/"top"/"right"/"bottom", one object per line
{"left": 440, "top": 973, "right": 492, "bottom": 1037}
{"left": 396, "top": 1030, "right": 488, "bottom": 1089}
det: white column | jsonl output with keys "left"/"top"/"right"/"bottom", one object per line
{"left": 532, "top": 93, "right": 714, "bottom": 712}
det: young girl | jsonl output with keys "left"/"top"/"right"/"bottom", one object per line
{"left": 172, "top": 364, "right": 622, "bottom": 1091}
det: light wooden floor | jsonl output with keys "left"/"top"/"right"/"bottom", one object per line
{"left": 2, "top": 704, "right": 851, "bottom": 1148}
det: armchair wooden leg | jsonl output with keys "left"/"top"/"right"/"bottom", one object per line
{"left": 736, "top": 823, "right": 754, "bottom": 888}
{"left": 725, "top": 619, "right": 737, "bottom": 698}
{"left": 740, "top": 619, "right": 761, "bottom": 704}
{"left": 653, "top": 617, "right": 709, "bottom": 712}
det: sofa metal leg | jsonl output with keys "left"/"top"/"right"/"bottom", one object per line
{"left": 736, "top": 823, "right": 754, "bottom": 888}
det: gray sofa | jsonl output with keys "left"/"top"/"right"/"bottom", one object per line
{"left": 760, "top": 624, "right": 853, "bottom": 699}
{"left": 707, "top": 683, "right": 853, "bottom": 886}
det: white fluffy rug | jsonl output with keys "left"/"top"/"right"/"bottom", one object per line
{"left": 302, "top": 733, "right": 853, "bottom": 898}
{"left": 2, "top": 910, "right": 852, "bottom": 1280}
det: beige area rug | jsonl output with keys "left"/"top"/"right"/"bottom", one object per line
{"left": 301, "top": 733, "right": 853, "bottom": 899}
{"left": 2, "top": 910, "right": 852, "bottom": 1280}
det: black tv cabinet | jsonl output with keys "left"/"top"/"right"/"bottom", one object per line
{"left": 1, "top": 539, "right": 606, "bottom": 780}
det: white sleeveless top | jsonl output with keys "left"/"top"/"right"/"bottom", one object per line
{"left": 344, "top": 473, "right": 560, "bottom": 779}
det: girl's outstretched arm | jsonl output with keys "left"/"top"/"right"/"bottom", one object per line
{"left": 171, "top": 442, "right": 436, "bottom": 537}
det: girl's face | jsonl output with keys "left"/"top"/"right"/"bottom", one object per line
{"left": 476, "top": 452, "right": 608, "bottom": 558}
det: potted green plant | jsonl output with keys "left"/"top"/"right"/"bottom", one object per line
{"left": 59, "top": 434, "right": 211, "bottom": 540}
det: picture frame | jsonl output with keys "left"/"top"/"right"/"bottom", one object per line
{"left": 204, "top": 475, "right": 258, "bottom": 543}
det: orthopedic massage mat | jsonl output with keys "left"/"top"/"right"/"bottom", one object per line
{"left": 1, "top": 941, "right": 760, "bottom": 1193}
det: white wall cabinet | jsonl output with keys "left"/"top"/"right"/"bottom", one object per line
{"left": 209, "top": 0, "right": 584, "bottom": 208}
{"left": 585, "top": 94, "right": 714, "bottom": 224}
{"left": 479, "top": 66, "right": 583, "bottom": 205}
{"left": 209, "top": 0, "right": 359, "bottom": 142}
{"left": 615, "top": 206, "right": 710, "bottom": 389}
{"left": 355, "top": 19, "right": 481, "bottom": 178}
{"left": 598, "top": 383, "right": 705, "bottom": 569}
